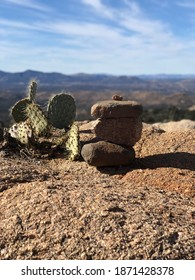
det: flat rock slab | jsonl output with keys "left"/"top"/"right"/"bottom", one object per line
{"left": 91, "top": 100, "right": 143, "bottom": 119}
{"left": 81, "top": 141, "right": 135, "bottom": 167}
{"left": 94, "top": 117, "right": 142, "bottom": 146}
{"left": 152, "top": 119, "right": 195, "bottom": 132}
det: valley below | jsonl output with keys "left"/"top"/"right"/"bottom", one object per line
{"left": 0, "top": 70, "right": 195, "bottom": 126}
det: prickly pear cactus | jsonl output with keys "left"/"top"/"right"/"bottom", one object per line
{"left": 64, "top": 122, "right": 80, "bottom": 160}
{"left": 6, "top": 81, "right": 81, "bottom": 161}
{"left": 47, "top": 93, "right": 76, "bottom": 129}
{"left": 11, "top": 80, "right": 37, "bottom": 123}
{"left": 25, "top": 103, "right": 49, "bottom": 136}
{"left": 28, "top": 80, "right": 37, "bottom": 102}
{"left": 9, "top": 121, "right": 32, "bottom": 144}
{"left": 11, "top": 98, "right": 31, "bottom": 123}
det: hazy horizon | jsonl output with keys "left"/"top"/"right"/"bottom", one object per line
{"left": 1, "top": 69, "right": 195, "bottom": 77}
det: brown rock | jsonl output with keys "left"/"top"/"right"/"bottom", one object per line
{"left": 152, "top": 119, "right": 195, "bottom": 132}
{"left": 94, "top": 117, "right": 142, "bottom": 146}
{"left": 81, "top": 141, "right": 135, "bottom": 167}
{"left": 91, "top": 100, "right": 143, "bottom": 119}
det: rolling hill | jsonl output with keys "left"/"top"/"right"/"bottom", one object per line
{"left": 0, "top": 70, "right": 195, "bottom": 125}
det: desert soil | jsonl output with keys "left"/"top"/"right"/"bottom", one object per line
{"left": 0, "top": 123, "right": 194, "bottom": 260}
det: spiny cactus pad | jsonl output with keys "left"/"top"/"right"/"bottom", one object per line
{"left": 11, "top": 98, "right": 31, "bottom": 123}
{"left": 25, "top": 103, "right": 49, "bottom": 136}
{"left": 9, "top": 121, "right": 32, "bottom": 144}
{"left": 47, "top": 93, "right": 76, "bottom": 129}
{"left": 28, "top": 80, "right": 37, "bottom": 102}
{"left": 64, "top": 123, "right": 80, "bottom": 161}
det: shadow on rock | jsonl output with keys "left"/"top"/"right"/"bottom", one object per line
{"left": 97, "top": 152, "right": 195, "bottom": 174}
{"left": 137, "top": 152, "right": 195, "bottom": 171}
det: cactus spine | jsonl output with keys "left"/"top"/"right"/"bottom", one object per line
{"left": 47, "top": 93, "right": 76, "bottom": 129}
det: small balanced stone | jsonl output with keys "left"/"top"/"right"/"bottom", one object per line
{"left": 112, "top": 95, "right": 123, "bottom": 101}
{"left": 81, "top": 141, "right": 135, "bottom": 167}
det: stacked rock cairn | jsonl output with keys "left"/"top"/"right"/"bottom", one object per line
{"left": 81, "top": 95, "right": 143, "bottom": 167}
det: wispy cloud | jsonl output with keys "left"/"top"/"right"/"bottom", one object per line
{"left": 177, "top": 1, "right": 195, "bottom": 8}
{"left": 81, "top": 0, "right": 114, "bottom": 19}
{"left": 82, "top": 0, "right": 104, "bottom": 11}
{"left": 0, "top": 18, "right": 37, "bottom": 30}
{"left": 0, "top": 0, "right": 195, "bottom": 74}
{"left": 4, "top": 0, "right": 52, "bottom": 12}
{"left": 82, "top": 0, "right": 169, "bottom": 39}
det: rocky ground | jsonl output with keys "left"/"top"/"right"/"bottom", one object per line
{"left": 0, "top": 121, "right": 194, "bottom": 260}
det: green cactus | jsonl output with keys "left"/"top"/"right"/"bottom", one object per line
{"left": 28, "top": 80, "right": 37, "bottom": 102}
{"left": 25, "top": 103, "right": 49, "bottom": 137}
{"left": 64, "top": 122, "right": 80, "bottom": 160}
{"left": 11, "top": 98, "right": 31, "bottom": 123}
{"left": 8, "top": 121, "right": 32, "bottom": 144}
{"left": 47, "top": 93, "right": 76, "bottom": 129}
{"left": 11, "top": 80, "right": 37, "bottom": 123}
{"left": 7, "top": 81, "right": 81, "bottom": 161}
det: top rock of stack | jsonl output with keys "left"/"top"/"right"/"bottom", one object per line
{"left": 91, "top": 100, "right": 143, "bottom": 119}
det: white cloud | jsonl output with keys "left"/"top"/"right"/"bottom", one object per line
{"left": 81, "top": 0, "right": 114, "bottom": 18}
{"left": 4, "top": 0, "right": 52, "bottom": 12}
{"left": 82, "top": 0, "right": 103, "bottom": 10}
{"left": 40, "top": 21, "right": 122, "bottom": 40}
{"left": 1, "top": 0, "right": 195, "bottom": 74}
{"left": 122, "top": 0, "right": 141, "bottom": 15}
{"left": 0, "top": 18, "right": 37, "bottom": 30}
{"left": 177, "top": 1, "right": 195, "bottom": 8}
{"left": 0, "top": 17, "right": 123, "bottom": 41}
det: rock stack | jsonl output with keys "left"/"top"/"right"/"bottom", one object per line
{"left": 81, "top": 98, "right": 143, "bottom": 167}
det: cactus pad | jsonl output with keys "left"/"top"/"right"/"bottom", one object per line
{"left": 64, "top": 123, "right": 80, "bottom": 160}
{"left": 11, "top": 98, "right": 31, "bottom": 123}
{"left": 47, "top": 93, "right": 76, "bottom": 129}
{"left": 25, "top": 103, "right": 49, "bottom": 136}
{"left": 9, "top": 121, "right": 32, "bottom": 144}
{"left": 28, "top": 80, "right": 37, "bottom": 102}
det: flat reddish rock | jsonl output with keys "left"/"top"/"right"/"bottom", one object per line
{"left": 94, "top": 117, "right": 142, "bottom": 146}
{"left": 91, "top": 100, "right": 143, "bottom": 119}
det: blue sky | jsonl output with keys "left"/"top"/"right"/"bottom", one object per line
{"left": 0, "top": 0, "right": 195, "bottom": 74}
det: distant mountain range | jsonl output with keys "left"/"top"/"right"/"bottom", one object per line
{"left": 0, "top": 70, "right": 195, "bottom": 125}
{"left": 1, "top": 70, "right": 195, "bottom": 94}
